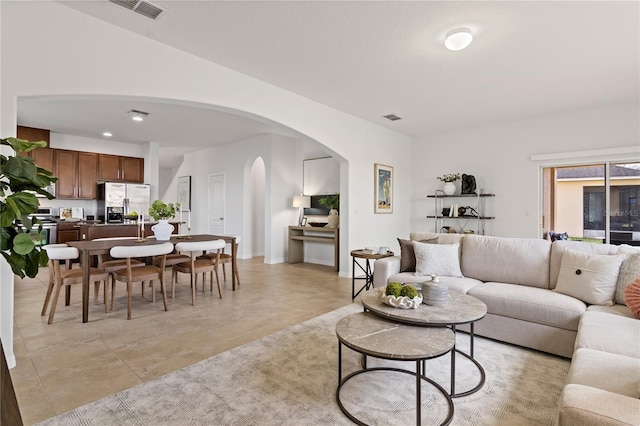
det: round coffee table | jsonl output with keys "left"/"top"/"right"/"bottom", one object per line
{"left": 361, "top": 290, "right": 487, "bottom": 398}
{"left": 336, "top": 312, "right": 455, "bottom": 426}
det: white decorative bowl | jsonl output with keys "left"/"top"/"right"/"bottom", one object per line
{"left": 378, "top": 287, "right": 423, "bottom": 309}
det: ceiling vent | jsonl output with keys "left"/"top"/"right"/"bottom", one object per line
{"left": 383, "top": 114, "right": 402, "bottom": 121}
{"left": 110, "top": 0, "right": 164, "bottom": 20}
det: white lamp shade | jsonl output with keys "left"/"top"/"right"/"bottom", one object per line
{"left": 445, "top": 29, "right": 473, "bottom": 51}
{"left": 292, "top": 195, "right": 311, "bottom": 208}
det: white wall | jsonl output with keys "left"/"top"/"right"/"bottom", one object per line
{"left": 411, "top": 102, "right": 640, "bottom": 238}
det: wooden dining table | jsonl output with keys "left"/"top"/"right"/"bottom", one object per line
{"left": 67, "top": 234, "right": 238, "bottom": 323}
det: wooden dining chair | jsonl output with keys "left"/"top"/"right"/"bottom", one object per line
{"left": 41, "top": 243, "right": 71, "bottom": 316}
{"left": 109, "top": 242, "right": 174, "bottom": 320}
{"left": 199, "top": 237, "right": 241, "bottom": 289}
{"left": 173, "top": 239, "right": 226, "bottom": 305}
{"left": 42, "top": 245, "right": 110, "bottom": 324}
{"left": 93, "top": 237, "right": 145, "bottom": 301}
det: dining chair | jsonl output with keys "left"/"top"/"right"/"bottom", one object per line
{"left": 41, "top": 243, "right": 71, "bottom": 316}
{"left": 199, "top": 237, "right": 241, "bottom": 289}
{"left": 173, "top": 239, "right": 226, "bottom": 305}
{"left": 42, "top": 245, "right": 110, "bottom": 324}
{"left": 152, "top": 249, "right": 191, "bottom": 292}
{"left": 93, "top": 237, "right": 145, "bottom": 301}
{"left": 109, "top": 242, "right": 174, "bottom": 320}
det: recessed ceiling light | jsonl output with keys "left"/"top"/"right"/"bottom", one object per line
{"left": 445, "top": 29, "right": 473, "bottom": 51}
{"left": 128, "top": 109, "right": 149, "bottom": 122}
{"left": 102, "top": 132, "right": 113, "bottom": 137}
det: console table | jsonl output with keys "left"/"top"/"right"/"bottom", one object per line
{"left": 288, "top": 226, "right": 339, "bottom": 272}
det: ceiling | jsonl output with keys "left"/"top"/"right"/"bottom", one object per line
{"left": 17, "top": 1, "right": 639, "bottom": 167}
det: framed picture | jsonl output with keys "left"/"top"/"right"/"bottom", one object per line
{"left": 301, "top": 217, "right": 308, "bottom": 226}
{"left": 374, "top": 163, "right": 393, "bottom": 214}
{"left": 177, "top": 176, "right": 191, "bottom": 210}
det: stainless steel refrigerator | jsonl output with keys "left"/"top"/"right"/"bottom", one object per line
{"left": 97, "top": 182, "right": 151, "bottom": 223}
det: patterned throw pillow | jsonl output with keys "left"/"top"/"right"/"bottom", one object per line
{"left": 397, "top": 237, "right": 437, "bottom": 273}
{"left": 413, "top": 241, "right": 462, "bottom": 277}
{"left": 623, "top": 277, "right": 640, "bottom": 318}
{"left": 615, "top": 245, "right": 640, "bottom": 305}
{"left": 554, "top": 247, "right": 624, "bottom": 306}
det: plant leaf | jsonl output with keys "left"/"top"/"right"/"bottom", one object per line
{"left": 13, "top": 232, "right": 36, "bottom": 255}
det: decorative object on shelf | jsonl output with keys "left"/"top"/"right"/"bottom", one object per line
{"left": 149, "top": 199, "right": 178, "bottom": 241}
{"left": 308, "top": 222, "right": 326, "bottom": 228}
{"left": 378, "top": 285, "right": 422, "bottom": 309}
{"left": 461, "top": 174, "right": 477, "bottom": 194}
{"left": 437, "top": 173, "right": 460, "bottom": 195}
{"left": 319, "top": 193, "right": 340, "bottom": 228}
{"left": 177, "top": 176, "right": 191, "bottom": 210}
{"left": 374, "top": 163, "right": 393, "bottom": 214}
{"left": 292, "top": 195, "right": 311, "bottom": 226}
{"left": 0, "top": 137, "right": 57, "bottom": 278}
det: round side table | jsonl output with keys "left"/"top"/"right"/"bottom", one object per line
{"left": 350, "top": 249, "right": 394, "bottom": 301}
{"left": 336, "top": 312, "right": 455, "bottom": 426}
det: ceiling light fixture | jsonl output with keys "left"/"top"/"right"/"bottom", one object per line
{"left": 383, "top": 114, "right": 402, "bottom": 121}
{"left": 102, "top": 132, "right": 113, "bottom": 137}
{"left": 128, "top": 109, "right": 149, "bottom": 122}
{"left": 445, "top": 28, "right": 473, "bottom": 51}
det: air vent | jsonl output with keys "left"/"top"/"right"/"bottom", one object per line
{"left": 110, "top": 0, "right": 164, "bottom": 20}
{"left": 383, "top": 114, "right": 402, "bottom": 121}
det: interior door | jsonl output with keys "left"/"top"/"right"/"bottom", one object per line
{"left": 208, "top": 174, "right": 225, "bottom": 235}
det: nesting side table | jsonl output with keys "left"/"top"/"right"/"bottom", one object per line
{"left": 336, "top": 312, "right": 455, "bottom": 426}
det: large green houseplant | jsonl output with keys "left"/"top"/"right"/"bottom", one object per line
{"left": 1, "top": 137, "right": 57, "bottom": 278}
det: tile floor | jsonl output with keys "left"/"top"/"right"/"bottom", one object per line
{"left": 10, "top": 257, "right": 354, "bottom": 425}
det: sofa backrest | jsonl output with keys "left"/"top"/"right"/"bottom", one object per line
{"left": 460, "top": 234, "right": 552, "bottom": 289}
{"left": 549, "top": 240, "right": 620, "bottom": 289}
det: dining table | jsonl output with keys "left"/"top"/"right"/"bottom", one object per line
{"left": 67, "top": 234, "right": 238, "bottom": 323}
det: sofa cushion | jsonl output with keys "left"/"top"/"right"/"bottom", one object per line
{"left": 387, "top": 272, "right": 483, "bottom": 294}
{"left": 616, "top": 245, "right": 640, "bottom": 305}
{"left": 397, "top": 237, "right": 437, "bottom": 272}
{"left": 559, "top": 384, "right": 640, "bottom": 426}
{"left": 460, "top": 234, "right": 551, "bottom": 288}
{"left": 550, "top": 240, "right": 619, "bottom": 290}
{"left": 554, "top": 247, "right": 624, "bottom": 306}
{"left": 575, "top": 311, "right": 640, "bottom": 358}
{"left": 587, "top": 304, "right": 638, "bottom": 319}
{"left": 413, "top": 241, "right": 462, "bottom": 277}
{"left": 567, "top": 348, "right": 640, "bottom": 398}
{"left": 467, "top": 282, "right": 586, "bottom": 330}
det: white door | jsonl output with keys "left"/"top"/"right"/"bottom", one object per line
{"left": 208, "top": 174, "right": 225, "bottom": 235}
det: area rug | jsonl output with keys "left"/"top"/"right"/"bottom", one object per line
{"left": 37, "top": 303, "right": 570, "bottom": 425}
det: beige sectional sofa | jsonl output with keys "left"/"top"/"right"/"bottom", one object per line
{"left": 372, "top": 232, "right": 640, "bottom": 426}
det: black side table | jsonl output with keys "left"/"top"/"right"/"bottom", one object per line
{"left": 350, "top": 249, "right": 394, "bottom": 301}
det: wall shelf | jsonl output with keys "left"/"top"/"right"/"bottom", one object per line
{"left": 426, "top": 190, "right": 495, "bottom": 235}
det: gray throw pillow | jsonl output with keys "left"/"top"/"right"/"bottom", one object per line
{"left": 397, "top": 237, "right": 438, "bottom": 273}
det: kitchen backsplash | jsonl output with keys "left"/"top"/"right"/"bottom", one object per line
{"left": 39, "top": 199, "right": 97, "bottom": 219}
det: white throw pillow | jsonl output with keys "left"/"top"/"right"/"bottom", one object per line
{"left": 413, "top": 241, "right": 462, "bottom": 278}
{"left": 554, "top": 247, "right": 625, "bottom": 306}
{"left": 615, "top": 245, "right": 640, "bottom": 305}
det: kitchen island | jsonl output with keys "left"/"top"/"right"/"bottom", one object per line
{"left": 79, "top": 222, "right": 179, "bottom": 240}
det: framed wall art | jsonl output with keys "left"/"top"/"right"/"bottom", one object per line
{"left": 374, "top": 163, "right": 393, "bottom": 214}
{"left": 177, "top": 176, "right": 191, "bottom": 210}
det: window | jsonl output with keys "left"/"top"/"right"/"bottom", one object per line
{"left": 543, "top": 162, "right": 640, "bottom": 245}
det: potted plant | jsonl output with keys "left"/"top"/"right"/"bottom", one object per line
{"left": 319, "top": 193, "right": 340, "bottom": 228}
{"left": 149, "top": 200, "right": 179, "bottom": 240}
{"left": 1, "top": 137, "right": 57, "bottom": 278}
{"left": 437, "top": 173, "right": 461, "bottom": 195}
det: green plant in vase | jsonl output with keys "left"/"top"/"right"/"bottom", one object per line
{"left": 148, "top": 200, "right": 178, "bottom": 221}
{"left": 319, "top": 193, "right": 340, "bottom": 228}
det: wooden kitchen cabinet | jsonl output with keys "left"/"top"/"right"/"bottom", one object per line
{"left": 30, "top": 148, "right": 55, "bottom": 172}
{"left": 17, "top": 126, "right": 50, "bottom": 147}
{"left": 57, "top": 222, "right": 81, "bottom": 244}
{"left": 98, "top": 154, "right": 144, "bottom": 183}
{"left": 16, "top": 126, "right": 54, "bottom": 171}
{"left": 55, "top": 150, "right": 98, "bottom": 199}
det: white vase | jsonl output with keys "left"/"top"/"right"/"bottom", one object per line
{"left": 328, "top": 209, "right": 340, "bottom": 228}
{"left": 151, "top": 219, "right": 173, "bottom": 241}
{"left": 443, "top": 181, "right": 456, "bottom": 195}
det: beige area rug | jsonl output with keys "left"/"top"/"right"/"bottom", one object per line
{"left": 37, "top": 303, "right": 570, "bottom": 425}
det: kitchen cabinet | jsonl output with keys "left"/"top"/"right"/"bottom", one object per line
{"left": 57, "top": 222, "right": 81, "bottom": 244}
{"left": 55, "top": 150, "right": 98, "bottom": 199}
{"left": 98, "top": 154, "right": 144, "bottom": 183}
{"left": 16, "top": 126, "right": 54, "bottom": 171}
{"left": 30, "top": 148, "right": 55, "bottom": 172}
{"left": 17, "top": 126, "right": 50, "bottom": 147}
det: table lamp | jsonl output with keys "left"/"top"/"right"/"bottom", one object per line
{"left": 292, "top": 195, "right": 311, "bottom": 226}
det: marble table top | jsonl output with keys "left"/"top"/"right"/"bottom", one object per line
{"left": 361, "top": 290, "right": 487, "bottom": 326}
{"left": 335, "top": 312, "right": 455, "bottom": 361}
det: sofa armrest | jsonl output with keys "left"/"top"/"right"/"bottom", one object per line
{"left": 373, "top": 256, "right": 401, "bottom": 288}
{"left": 559, "top": 384, "right": 640, "bottom": 426}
